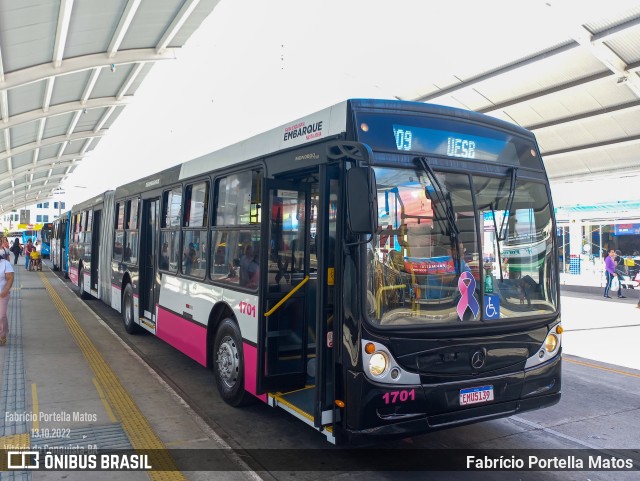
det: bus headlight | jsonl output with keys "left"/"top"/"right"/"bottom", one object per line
{"left": 369, "top": 352, "right": 388, "bottom": 377}
{"left": 544, "top": 334, "right": 558, "bottom": 353}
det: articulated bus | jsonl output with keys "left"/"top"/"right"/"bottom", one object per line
{"left": 51, "top": 212, "right": 70, "bottom": 276}
{"left": 66, "top": 99, "right": 561, "bottom": 444}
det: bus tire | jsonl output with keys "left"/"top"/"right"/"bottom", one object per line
{"left": 122, "top": 283, "right": 140, "bottom": 334}
{"left": 213, "top": 319, "right": 254, "bottom": 406}
{"left": 78, "top": 269, "right": 90, "bottom": 299}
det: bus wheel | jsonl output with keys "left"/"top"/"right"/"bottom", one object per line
{"left": 213, "top": 319, "right": 254, "bottom": 406}
{"left": 122, "top": 283, "right": 140, "bottom": 334}
{"left": 78, "top": 269, "right": 90, "bottom": 299}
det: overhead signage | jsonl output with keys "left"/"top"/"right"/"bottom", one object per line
{"left": 393, "top": 124, "right": 508, "bottom": 161}
{"left": 614, "top": 223, "right": 640, "bottom": 235}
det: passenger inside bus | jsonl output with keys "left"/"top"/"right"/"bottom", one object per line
{"left": 160, "top": 242, "right": 169, "bottom": 270}
{"left": 183, "top": 242, "right": 197, "bottom": 275}
{"left": 239, "top": 244, "right": 260, "bottom": 288}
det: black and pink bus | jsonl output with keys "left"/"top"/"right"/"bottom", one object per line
{"left": 68, "top": 99, "right": 561, "bottom": 444}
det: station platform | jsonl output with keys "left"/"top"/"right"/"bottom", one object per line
{"left": 0, "top": 262, "right": 254, "bottom": 481}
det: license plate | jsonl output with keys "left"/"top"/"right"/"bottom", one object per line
{"left": 460, "top": 385, "right": 494, "bottom": 406}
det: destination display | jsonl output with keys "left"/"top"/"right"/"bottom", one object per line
{"left": 393, "top": 124, "right": 507, "bottom": 161}
{"left": 355, "top": 112, "right": 543, "bottom": 169}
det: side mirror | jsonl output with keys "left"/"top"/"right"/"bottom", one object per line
{"left": 346, "top": 167, "right": 378, "bottom": 235}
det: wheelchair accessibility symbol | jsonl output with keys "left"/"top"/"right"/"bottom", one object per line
{"left": 484, "top": 294, "right": 500, "bottom": 319}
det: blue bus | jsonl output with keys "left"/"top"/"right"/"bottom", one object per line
{"left": 7, "top": 229, "right": 37, "bottom": 247}
{"left": 38, "top": 223, "right": 54, "bottom": 258}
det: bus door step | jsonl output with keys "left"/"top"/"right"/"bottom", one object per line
{"left": 268, "top": 387, "right": 335, "bottom": 443}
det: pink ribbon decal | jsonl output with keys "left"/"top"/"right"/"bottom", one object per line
{"left": 457, "top": 271, "right": 480, "bottom": 320}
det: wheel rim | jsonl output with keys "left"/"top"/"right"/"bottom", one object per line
{"left": 216, "top": 335, "right": 239, "bottom": 389}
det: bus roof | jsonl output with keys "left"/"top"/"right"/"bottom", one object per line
{"left": 178, "top": 100, "right": 349, "bottom": 180}
{"left": 78, "top": 99, "right": 539, "bottom": 206}
{"left": 178, "top": 98, "right": 535, "bottom": 181}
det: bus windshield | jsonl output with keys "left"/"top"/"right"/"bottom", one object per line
{"left": 366, "top": 166, "right": 557, "bottom": 327}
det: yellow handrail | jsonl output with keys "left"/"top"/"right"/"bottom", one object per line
{"left": 376, "top": 284, "right": 406, "bottom": 318}
{"left": 264, "top": 275, "right": 310, "bottom": 317}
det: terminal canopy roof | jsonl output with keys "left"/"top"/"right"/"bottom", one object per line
{"left": 0, "top": 0, "right": 220, "bottom": 215}
{"left": 403, "top": 0, "right": 640, "bottom": 186}
{"left": 3, "top": 0, "right": 640, "bottom": 215}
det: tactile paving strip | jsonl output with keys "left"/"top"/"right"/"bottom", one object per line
{"left": 0, "top": 269, "right": 30, "bottom": 481}
{"left": 0, "top": 279, "right": 27, "bottom": 437}
{"left": 40, "top": 272, "right": 186, "bottom": 481}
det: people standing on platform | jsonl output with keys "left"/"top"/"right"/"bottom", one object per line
{"left": 0, "top": 251, "right": 15, "bottom": 345}
{"left": 0, "top": 237, "right": 10, "bottom": 260}
{"left": 24, "top": 239, "right": 34, "bottom": 270}
{"left": 604, "top": 249, "right": 616, "bottom": 298}
{"left": 603, "top": 249, "right": 625, "bottom": 299}
{"left": 10, "top": 237, "right": 21, "bottom": 265}
{"left": 614, "top": 249, "right": 627, "bottom": 298}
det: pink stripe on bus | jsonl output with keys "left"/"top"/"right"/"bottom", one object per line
{"left": 69, "top": 266, "right": 78, "bottom": 285}
{"left": 157, "top": 307, "right": 207, "bottom": 366}
{"left": 243, "top": 343, "right": 267, "bottom": 402}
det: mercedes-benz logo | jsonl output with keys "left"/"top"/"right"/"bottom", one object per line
{"left": 471, "top": 350, "right": 486, "bottom": 369}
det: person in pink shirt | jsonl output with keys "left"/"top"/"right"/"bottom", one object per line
{"left": 24, "top": 239, "right": 34, "bottom": 270}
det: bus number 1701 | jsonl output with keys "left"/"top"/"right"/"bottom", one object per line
{"left": 382, "top": 389, "right": 416, "bottom": 405}
{"left": 239, "top": 301, "right": 256, "bottom": 317}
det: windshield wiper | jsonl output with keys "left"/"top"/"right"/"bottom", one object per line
{"left": 414, "top": 157, "right": 459, "bottom": 236}
{"left": 497, "top": 167, "right": 518, "bottom": 242}
{"left": 489, "top": 201, "right": 505, "bottom": 283}
{"left": 489, "top": 167, "right": 518, "bottom": 283}
{"left": 414, "top": 157, "right": 462, "bottom": 272}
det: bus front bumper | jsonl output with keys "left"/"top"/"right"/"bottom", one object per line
{"left": 339, "top": 354, "right": 561, "bottom": 445}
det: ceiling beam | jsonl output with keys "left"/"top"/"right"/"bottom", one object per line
{"left": 0, "top": 90, "right": 8, "bottom": 123}
{"left": 477, "top": 70, "right": 612, "bottom": 114}
{"left": 0, "top": 43, "right": 5, "bottom": 83}
{"left": 3, "top": 129, "right": 10, "bottom": 155}
{"left": 0, "top": 174, "right": 67, "bottom": 207}
{"left": 81, "top": 67, "right": 102, "bottom": 104}
{"left": 525, "top": 99, "right": 640, "bottom": 131}
{"left": 117, "top": 63, "right": 144, "bottom": 100}
{"left": 0, "top": 48, "right": 177, "bottom": 91}
{"left": 10, "top": 154, "right": 79, "bottom": 179}
{"left": 108, "top": 0, "right": 143, "bottom": 57}
{"left": 43, "top": 77, "right": 55, "bottom": 112}
{"left": 546, "top": 2, "right": 640, "bottom": 98}
{"left": 412, "top": 42, "right": 578, "bottom": 103}
{"left": 0, "top": 97, "right": 130, "bottom": 133}
{"left": 465, "top": 59, "right": 640, "bottom": 116}
{"left": 53, "top": 0, "right": 75, "bottom": 68}
{"left": 67, "top": 111, "right": 82, "bottom": 136}
{"left": 0, "top": 130, "right": 107, "bottom": 163}
{"left": 156, "top": 0, "right": 201, "bottom": 53}
{"left": 94, "top": 106, "right": 117, "bottom": 132}
{"left": 412, "top": 13, "right": 640, "bottom": 105}
{"left": 543, "top": 134, "right": 640, "bottom": 158}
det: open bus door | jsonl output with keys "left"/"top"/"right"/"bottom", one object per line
{"left": 90, "top": 209, "right": 101, "bottom": 296}
{"left": 260, "top": 179, "right": 312, "bottom": 393}
{"left": 259, "top": 167, "right": 339, "bottom": 441}
{"left": 139, "top": 197, "right": 160, "bottom": 332}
